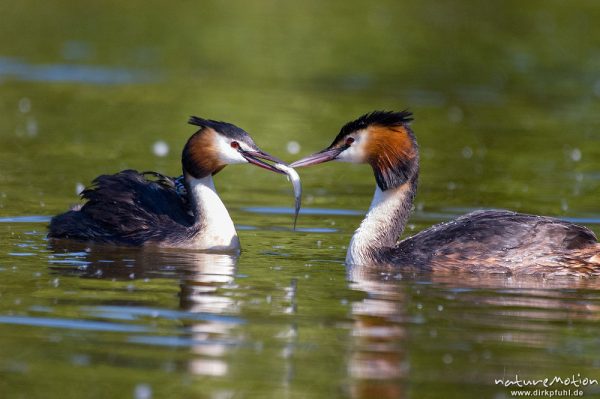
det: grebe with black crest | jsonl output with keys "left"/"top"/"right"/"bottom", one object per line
{"left": 49, "top": 117, "right": 301, "bottom": 252}
{"left": 291, "top": 111, "right": 600, "bottom": 277}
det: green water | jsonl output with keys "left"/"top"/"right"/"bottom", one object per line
{"left": 2, "top": 1, "right": 600, "bottom": 398}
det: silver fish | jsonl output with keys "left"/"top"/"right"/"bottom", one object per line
{"left": 274, "top": 163, "right": 302, "bottom": 230}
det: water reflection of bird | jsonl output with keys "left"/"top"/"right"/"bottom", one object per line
{"left": 48, "top": 240, "right": 241, "bottom": 378}
{"left": 49, "top": 117, "right": 287, "bottom": 251}
{"left": 291, "top": 111, "right": 600, "bottom": 276}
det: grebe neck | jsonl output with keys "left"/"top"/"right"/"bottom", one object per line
{"left": 187, "top": 175, "right": 240, "bottom": 251}
{"left": 346, "top": 178, "right": 416, "bottom": 265}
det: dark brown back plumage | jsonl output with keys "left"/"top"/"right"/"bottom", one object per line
{"left": 378, "top": 210, "right": 600, "bottom": 277}
{"left": 48, "top": 170, "right": 195, "bottom": 246}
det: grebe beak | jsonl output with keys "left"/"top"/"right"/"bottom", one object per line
{"left": 240, "top": 149, "right": 287, "bottom": 174}
{"left": 290, "top": 147, "right": 343, "bottom": 168}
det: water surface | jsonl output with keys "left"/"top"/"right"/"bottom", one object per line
{"left": 1, "top": 1, "right": 600, "bottom": 398}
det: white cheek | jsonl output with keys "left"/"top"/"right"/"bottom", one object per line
{"left": 215, "top": 135, "right": 247, "bottom": 164}
{"left": 335, "top": 138, "right": 368, "bottom": 164}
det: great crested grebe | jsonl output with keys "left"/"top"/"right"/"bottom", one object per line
{"left": 49, "top": 117, "right": 300, "bottom": 251}
{"left": 291, "top": 111, "right": 600, "bottom": 276}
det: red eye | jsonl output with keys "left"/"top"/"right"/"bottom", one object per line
{"left": 346, "top": 137, "right": 355, "bottom": 146}
{"left": 230, "top": 141, "right": 240, "bottom": 149}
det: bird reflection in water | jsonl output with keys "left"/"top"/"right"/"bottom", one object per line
{"left": 346, "top": 265, "right": 409, "bottom": 399}
{"left": 346, "top": 264, "right": 600, "bottom": 399}
{"left": 47, "top": 240, "right": 239, "bottom": 378}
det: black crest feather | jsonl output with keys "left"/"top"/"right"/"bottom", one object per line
{"left": 337, "top": 110, "right": 413, "bottom": 138}
{"left": 187, "top": 116, "right": 249, "bottom": 141}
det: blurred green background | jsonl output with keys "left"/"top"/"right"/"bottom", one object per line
{"left": 1, "top": 0, "right": 599, "bottom": 218}
{"left": 1, "top": 1, "right": 600, "bottom": 398}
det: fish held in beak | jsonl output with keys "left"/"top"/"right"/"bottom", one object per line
{"left": 238, "top": 147, "right": 302, "bottom": 230}
{"left": 272, "top": 163, "right": 302, "bottom": 230}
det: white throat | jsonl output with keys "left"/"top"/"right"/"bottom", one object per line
{"left": 346, "top": 183, "right": 414, "bottom": 265}
{"left": 187, "top": 175, "right": 240, "bottom": 252}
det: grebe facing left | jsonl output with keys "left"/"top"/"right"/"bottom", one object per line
{"left": 291, "top": 111, "right": 600, "bottom": 277}
{"left": 49, "top": 117, "right": 294, "bottom": 252}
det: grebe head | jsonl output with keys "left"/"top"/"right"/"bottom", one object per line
{"left": 182, "top": 116, "right": 285, "bottom": 179}
{"left": 290, "top": 110, "right": 418, "bottom": 191}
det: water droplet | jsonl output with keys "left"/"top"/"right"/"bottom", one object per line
{"left": 286, "top": 141, "right": 301, "bottom": 154}
{"left": 75, "top": 183, "right": 85, "bottom": 195}
{"left": 26, "top": 118, "right": 38, "bottom": 137}
{"left": 461, "top": 146, "right": 473, "bottom": 159}
{"left": 152, "top": 141, "right": 169, "bottom": 157}
{"left": 442, "top": 354, "right": 453, "bottom": 364}
{"left": 570, "top": 148, "right": 582, "bottom": 162}
{"left": 18, "top": 98, "right": 31, "bottom": 113}
{"left": 437, "top": 305, "right": 444, "bottom": 312}
{"left": 447, "top": 106, "right": 463, "bottom": 123}
{"left": 134, "top": 383, "right": 152, "bottom": 399}
{"left": 71, "top": 354, "right": 90, "bottom": 366}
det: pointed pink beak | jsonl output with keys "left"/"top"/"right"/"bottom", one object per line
{"left": 290, "top": 147, "right": 344, "bottom": 168}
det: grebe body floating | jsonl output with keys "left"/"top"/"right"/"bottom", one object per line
{"left": 49, "top": 117, "right": 301, "bottom": 251}
{"left": 291, "top": 111, "right": 600, "bottom": 276}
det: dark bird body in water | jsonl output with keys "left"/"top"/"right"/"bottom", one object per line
{"left": 50, "top": 170, "right": 195, "bottom": 246}
{"left": 49, "top": 117, "right": 290, "bottom": 251}
{"left": 291, "top": 111, "right": 600, "bottom": 277}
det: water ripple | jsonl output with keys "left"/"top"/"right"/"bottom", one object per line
{"left": 0, "top": 216, "right": 51, "bottom": 223}
{"left": 0, "top": 57, "right": 158, "bottom": 85}
{"left": 0, "top": 315, "right": 152, "bottom": 332}
{"left": 81, "top": 306, "right": 244, "bottom": 325}
{"left": 128, "top": 335, "right": 240, "bottom": 348}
